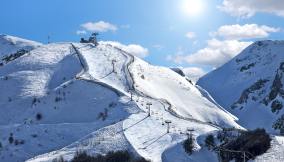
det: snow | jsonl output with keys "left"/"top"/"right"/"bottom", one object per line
{"left": 123, "top": 110, "right": 217, "bottom": 162}
{"left": 130, "top": 58, "right": 240, "bottom": 128}
{"left": 27, "top": 122, "right": 139, "bottom": 162}
{"left": 198, "top": 40, "right": 284, "bottom": 133}
{"left": 253, "top": 136, "right": 284, "bottom": 162}
{"left": 33, "top": 42, "right": 239, "bottom": 162}
{"left": 72, "top": 43, "right": 131, "bottom": 94}
{"left": 0, "top": 42, "right": 137, "bottom": 161}
{"left": 162, "top": 143, "right": 218, "bottom": 162}
{"left": 0, "top": 122, "right": 108, "bottom": 162}
{"left": 0, "top": 36, "right": 244, "bottom": 162}
{"left": 0, "top": 34, "right": 41, "bottom": 57}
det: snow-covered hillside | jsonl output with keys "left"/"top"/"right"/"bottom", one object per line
{"left": 0, "top": 34, "right": 42, "bottom": 68}
{"left": 198, "top": 40, "right": 284, "bottom": 134}
{"left": 254, "top": 136, "right": 284, "bottom": 162}
{"left": 0, "top": 42, "right": 138, "bottom": 162}
{"left": 0, "top": 35, "right": 241, "bottom": 162}
{"left": 0, "top": 34, "right": 41, "bottom": 57}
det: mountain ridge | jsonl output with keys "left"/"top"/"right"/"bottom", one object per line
{"left": 198, "top": 40, "right": 284, "bottom": 134}
{"left": 0, "top": 35, "right": 240, "bottom": 162}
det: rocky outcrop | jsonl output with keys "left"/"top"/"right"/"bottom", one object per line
{"left": 170, "top": 68, "right": 185, "bottom": 77}
{"left": 262, "top": 62, "right": 284, "bottom": 113}
{"left": 232, "top": 79, "right": 269, "bottom": 109}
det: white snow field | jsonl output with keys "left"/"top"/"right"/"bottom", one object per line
{"left": 162, "top": 142, "right": 218, "bottom": 162}
{"left": 0, "top": 40, "right": 138, "bottom": 162}
{"left": 130, "top": 57, "right": 239, "bottom": 127}
{"left": 198, "top": 40, "right": 284, "bottom": 133}
{"left": 0, "top": 34, "right": 41, "bottom": 57}
{"left": 24, "top": 42, "right": 240, "bottom": 162}
{"left": 253, "top": 136, "right": 284, "bottom": 162}
{"left": 2, "top": 35, "right": 280, "bottom": 162}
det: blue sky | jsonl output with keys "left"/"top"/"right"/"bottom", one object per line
{"left": 1, "top": 0, "right": 284, "bottom": 75}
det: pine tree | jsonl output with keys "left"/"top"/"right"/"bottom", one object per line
{"left": 183, "top": 134, "right": 194, "bottom": 155}
{"left": 273, "top": 115, "right": 284, "bottom": 135}
{"left": 8, "top": 135, "right": 14, "bottom": 144}
{"left": 205, "top": 134, "right": 215, "bottom": 150}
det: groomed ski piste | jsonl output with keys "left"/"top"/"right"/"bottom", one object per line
{"left": 0, "top": 35, "right": 283, "bottom": 162}
{"left": 0, "top": 41, "right": 138, "bottom": 162}
{"left": 24, "top": 42, "right": 241, "bottom": 162}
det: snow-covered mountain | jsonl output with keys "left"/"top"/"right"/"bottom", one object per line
{"left": 0, "top": 34, "right": 41, "bottom": 57}
{"left": 0, "top": 34, "right": 42, "bottom": 68}
{"left": 198, "top": 40, "right": 284, "bottom": 134}
{"left": 0, "top": 35, "right": 242, "bottom": 162}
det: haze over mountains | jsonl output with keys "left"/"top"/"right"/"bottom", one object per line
{"left": 0, "top": 35, "right": 283, "bottom": 162}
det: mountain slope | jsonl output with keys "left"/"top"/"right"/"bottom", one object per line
{"left": 254, "top": 136, "right": 284, "bottom": 161}
{"left": 0, "top": 34, "right": 41, "bottom": 56}
{"left": 29, "top": 43, "right": 239, "bottom": 162}
{"left": 0, "top": 42, "right": 137, "bottom": 162}
{"left": 198, "top": 40, "right": 284, "bottom": 133}
{"left": 0, "top": 35, "right": 241, "bottom": 162}
{"left": 0, "top": 34, "right": 42, "bottom": 68}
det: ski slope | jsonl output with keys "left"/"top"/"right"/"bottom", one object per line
{"left": 26, "top": 42, "right": 241, "bottom": 162}
{"left": 162, "top": 143, "right": 218, "bottom": 162}
{"left": 0, "top": 41, "right": 138, "bottom": 162}
{"left": 0, "top": 35, "right": 244, "bottom": 162}
{"left": 130, "top": 58, "right": 239, "bottom": 127}
{"left": 27, "top": 122, "right": 140, "bottom": 162}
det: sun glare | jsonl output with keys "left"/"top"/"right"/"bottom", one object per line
{"left": 181, "top": 0, "right": 204, "bottom": 16}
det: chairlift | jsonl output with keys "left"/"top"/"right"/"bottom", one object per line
{"left": 165, "top": 120, "right": 172, "bottom": 133}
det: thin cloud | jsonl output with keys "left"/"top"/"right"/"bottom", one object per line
{"left": 169, "top": 23, "right": 279, "bottom": 68}
{"left": 168, "top": 39, "right": 252, "bottom": 67}
{"left": 219, "top": 0, "right": 284, "bottom": 18}
{"left": 100, "top": 41, "right": 149, "bottom": 58}
{"left": 212, "top": 24, "right": 280, "bottom": 40}
{"left": 153, "top": 44, "right": 164, "bottom": 50}
{"left": 182, "top": 67, "right": 207, "bottom": 82}
{"left": 81, "top": 21, "right": 117, "bottom": 32}
{"left": 76, "top": 30, "right": 87, "bottom": 35}
{"left": 120, "top": 24, "right": 131, "bottom": 29}
{"left": 185, "top": 32, "right": 196, "bottom": 39}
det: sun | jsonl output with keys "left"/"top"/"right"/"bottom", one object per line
{"left": 181, "top": 0, "right": 204, "bottom": 16}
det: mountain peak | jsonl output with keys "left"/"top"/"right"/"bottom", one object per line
{"left": 198, "top": 40, "right": 284, "bottom": 133}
